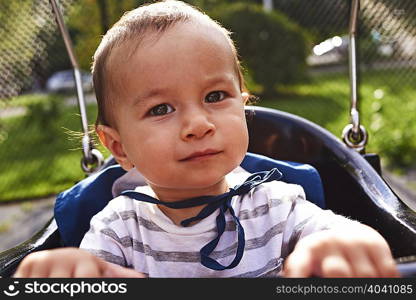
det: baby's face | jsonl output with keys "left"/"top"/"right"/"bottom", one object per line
{"left": 107, "top": 21, "right": 249, "bottom": 196}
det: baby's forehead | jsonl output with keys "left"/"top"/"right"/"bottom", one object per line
{"left": 111, "top": 20, "right": 232, "bottom": 64}
{"left": 106, "top": 20, "right": 238, "bottom": 92}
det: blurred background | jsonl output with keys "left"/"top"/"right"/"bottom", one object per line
{"left": 0, "top": 0, "right": 415, "bottom": 250}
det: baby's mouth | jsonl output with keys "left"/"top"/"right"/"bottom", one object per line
{"left": 179, "top": 149, "right": 222, "bottom": 162}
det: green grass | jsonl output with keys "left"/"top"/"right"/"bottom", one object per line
{"left": 5, "top": 93, "right": 56, "bottom": 107}
{"left": 0, "top": 94, "right": 109, "bottom": 202}
{"left": 0, "top": 68, "right": 415, "bottom": 202}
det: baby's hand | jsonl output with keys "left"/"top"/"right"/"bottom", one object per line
{"left": 14, "top": 248, "right": 146, "bottom": 278}
{"left": 283, "top": 225, "right": 400, "bottom": 277}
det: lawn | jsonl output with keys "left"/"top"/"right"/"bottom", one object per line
{"left": 260, "top": 68, "right": 416, "bottom": 172}
{"left": 0, "top": 68, "right": 415, "bottom": 202}
{"left": 0, "top": 94, "right": 108, "bottom": 202}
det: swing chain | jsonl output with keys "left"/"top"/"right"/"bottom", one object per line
{"left": 80, "top": 134, "right": 104, "bottom": 174}
{"left": 81, "top": 148, "right": 104, "bottom": 174}
{"left": 342, "top": 0, "right": 368, "bottom": 153}
{"left": 342, "top": 123, "right": 368, "bottom": 153}
{"left": 50, "top": 0, "right": 104, "bottom": 174}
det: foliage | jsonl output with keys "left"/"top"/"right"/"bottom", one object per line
{"left": 261, "top": 68, "right": 416, "bottom": 170}
{"left": 67, "top": 0, "right": 262, "bottom": 71}
{"left": 211, "top": 3, "right": 310, "bottom": 96}
{"left": 187, "top": 0, "right": 257, "bottom": 11}
{"left": 359, "top": 69, "right": 416, "bottom": 169}
{"left": 273, "top": 0, "right": 349, "bottom": 43}
{"left": 67, "top": 0, "right": 141, "bottom": 71}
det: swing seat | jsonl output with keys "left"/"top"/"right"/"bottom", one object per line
{"left": 1, "top": 106, "right": 416, "bottom": 277}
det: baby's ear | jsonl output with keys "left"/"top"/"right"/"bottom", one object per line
{"left": 96, "top": 125, "right": 134, "bottom": 171}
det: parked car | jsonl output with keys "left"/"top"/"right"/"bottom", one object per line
{"left": 46, "top": 69, "right": 93, "bottom": 93}
{"left": 307, "top": 35, "right": 348, "bottom": 66}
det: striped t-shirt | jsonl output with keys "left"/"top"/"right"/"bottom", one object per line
{"left": 80, "top": 167, "right": 355, "bottom": 277}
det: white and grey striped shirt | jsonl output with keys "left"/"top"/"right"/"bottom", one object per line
{"left": 80, "top": 168, "right": 356, "bottom": 277}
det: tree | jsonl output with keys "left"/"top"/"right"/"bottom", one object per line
{"left": 212, "top": 3, "right": 310, "bottom": 96}
{"left": 97, "top": 0, "right": 110, "bottom": 34}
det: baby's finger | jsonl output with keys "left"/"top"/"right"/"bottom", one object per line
{"left": 367, "top": 243, "right": 399, "bottom": 277}
{"left": 48, "top": 265, "right": 76, "bottom": 278}
{"left": 73, "top": 260, "right": 102, "bottom": 278}
{"left": 319, "top": 252, "right": 354, "bottom": 277}
{"left": 13, "top": 260, "right": 32, "bottom": 278}
{"left": 356, "top": 225, "right": 399, "bottom": 277}
{"left": 343, "top": 246, "right": 378, "bottom": 277}
{"left": 14, "top": 252, "right": 50, "bottom": 278}
{"left": 283, "top": 247, "right": 314, "bottom": 277}
{"left": 27, "top": 263, "right": 52, "bottom": 278}
{"left": 102, "top": 262, "right": 147, "bottom": 278}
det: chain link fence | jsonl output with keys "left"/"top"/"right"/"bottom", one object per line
{"left": 0, "top": 0, "right": 75, "bottom": 99}
{"left": 0, "top": 0, "right": 415, "bottom": 202}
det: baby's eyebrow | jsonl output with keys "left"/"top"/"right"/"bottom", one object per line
{"left": 132, "top": 87, "right": 169, "bottom": 106}
{"left": 205, "top": 74, "right": 235, "bottom": 86}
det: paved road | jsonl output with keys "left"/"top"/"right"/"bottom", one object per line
{"left": 383, "top": 169, "right": 416, "bottom": 211}
{"left": 0, "top": 196, "right": 55, "bottom": 252}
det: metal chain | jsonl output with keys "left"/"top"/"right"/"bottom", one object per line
{"left": 342, "top": 0, "right": 368, "bottom": 153}
{"left": 49, "top": 0, "right": 103, "bottom": 174}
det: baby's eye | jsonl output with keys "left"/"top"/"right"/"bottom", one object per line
{"left": 149, "top": 103, "right": 175, "bottom": 116}
{"left": 205, "top": 91, "right": 227, "bottom": 103}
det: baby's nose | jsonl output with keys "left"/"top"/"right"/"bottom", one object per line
{"left": 181, "top": 113, "right": 216, "bottom": 140}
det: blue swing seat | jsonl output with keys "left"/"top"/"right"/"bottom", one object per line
{"left": 54, "top": 152, "right": 325, "bottom": 247}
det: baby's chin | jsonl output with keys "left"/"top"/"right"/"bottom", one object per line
{"left": 150, "top": 176, "right": 229, "bottom": 197}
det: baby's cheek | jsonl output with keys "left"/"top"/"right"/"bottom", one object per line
{"left": 132, "top": 135, "right": 173, "bottom": 165}
{"left": 226, "top": 119, "right": 249, "bottom": 163}
{"left": 233, "top": 118, "right": 249, "bottom": 149}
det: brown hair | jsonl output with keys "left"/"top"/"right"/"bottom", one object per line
{"left": 92, "top": 0, "right": 249, "bottom": 127}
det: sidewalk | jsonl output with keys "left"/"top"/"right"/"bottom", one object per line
{"left": 383, "top": 169, "right": 416, "bottom": 211}
{"left": 0, "top": 196, "right": 55, "bottom": 252}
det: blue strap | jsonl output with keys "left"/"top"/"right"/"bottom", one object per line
{"left": 121, "top": 168, "right": 282, "bottom": 270}
{"left": 241, "top": 152, "right": 325, "bottom": 208}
